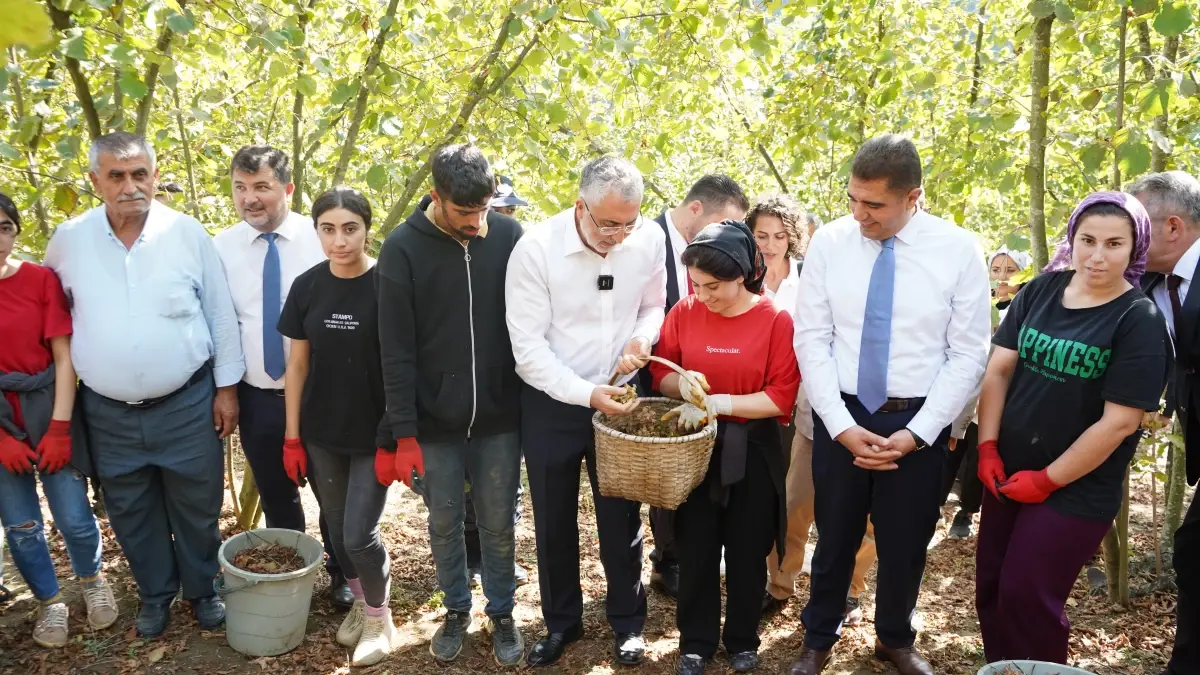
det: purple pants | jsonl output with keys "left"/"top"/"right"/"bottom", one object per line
{"left": 976, "top": 492, "right": 1111, "bottom": 664}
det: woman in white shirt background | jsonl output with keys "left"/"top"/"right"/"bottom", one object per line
{"left": 750, "top": 196, "right": 880, "bottom": 625}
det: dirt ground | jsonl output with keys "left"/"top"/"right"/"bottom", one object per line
{"left": 0, "top": 459, "right": 1181, "bottom": 675}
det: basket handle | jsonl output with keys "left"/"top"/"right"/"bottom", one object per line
{"left": 607, "top": 355, "right": 705, "bottom": 396}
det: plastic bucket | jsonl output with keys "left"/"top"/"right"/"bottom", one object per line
{"left": 978, "top": 661, "right": 1096, "bottom": 675}
{"left": 215, "top": 528, "right": 324, "bottom": 657}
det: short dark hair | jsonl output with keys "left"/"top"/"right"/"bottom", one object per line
{"left": 683, "top": 174, "right": 750, "bottom": 214}
{"left": 312, "top": 187, "right": 373, "bottom": 232}
{"left": 0, "top": 192, "right": 20, "bottom": 236}
{"left": 680, "top": 241, "right": 767, "bottom": 295}
{"left": 431, "top": 143, "right": 495, "bottom": 208}
{"left": 231, "top": 145, "right": 291, "bottom": 185}
{"left": 157, "top": 182, "right": 184, "bottom": 195}
{"left": 851, "top": 134, "right": 922, "bottom": 193}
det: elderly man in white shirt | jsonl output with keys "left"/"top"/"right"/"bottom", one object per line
{"left": 211, "top": 145, "right": 351, "bottom": 608}
{"left": 787, "top": 135, "right": 990, "bottom": 675}
{"left": 506, "top": 156, "right": 666, "bottom": 668}
{"left": 44, "top": 132, "right": 246, "bottom": 638}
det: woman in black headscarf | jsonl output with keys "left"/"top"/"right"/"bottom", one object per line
{"left": 650, "top": 220, "right": 800, "bottom": 675}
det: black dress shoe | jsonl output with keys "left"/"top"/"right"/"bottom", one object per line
{"left": 731, "top": 650, "right": 759, "bottom": 672}
{"left": 651, "top": 562, "right": 680, "bottom": 601}
{"left": 136, "top": 601, "right": 172, "bottom": 637}
{"left": 761, "top": 591, "right": 788, "bottom": 616}
{"left": 676, "top": 653, "right": 709, "bottom": 674}
{"left": 614, "top": 632, "right": 645, "bottom": 665}
{"left": 328, "top": 572, "right": 354, "bottom": 609}
{"left": 526, "top": 623, "right": 584, "bottom": 667}
{"left": 191, "top": 595, "right": 225, "bottom": 630}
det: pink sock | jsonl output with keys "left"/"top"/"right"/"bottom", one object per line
{"left": 364, "top": 602, "right": 388, "bottom": 618}
{"left": 346, "top": 578, "right": 364, "bottom": 601}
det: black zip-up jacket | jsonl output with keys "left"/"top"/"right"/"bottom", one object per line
{"left": 377, "top": 195, "right": 523, "bottom": 443}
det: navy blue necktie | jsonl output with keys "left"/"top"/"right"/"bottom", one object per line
{"left": 261, "top": 233, "right": 286, "bottom": 381}
{"left": 857, "top": 237, "right": 895, "bottom": 413}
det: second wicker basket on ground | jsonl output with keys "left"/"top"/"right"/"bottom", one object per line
{"left": 592, "top": 357, "right": 717, "bottom": 510}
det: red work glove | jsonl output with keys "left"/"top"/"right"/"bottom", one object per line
{"left": 375, "top": 448, "right": 399, "bottom": 486}
{"left": 282, "top": 437, "right": 307, "bottom": 486}
{"left": 0, "top": 430, "right": 37, "bottom": 474}
{"left": 976, "top": 440, "right": 1008, "bottom": 500}
{"left": 999, "top": 469, "right": 1062, "bottom": 504}
{"left": 36, "top": 420, "right": 72, "bottom": 474}
{"left": 392, "top": 437, "right": 425, "bottom": 489}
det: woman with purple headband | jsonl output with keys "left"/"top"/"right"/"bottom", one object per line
{"left": 974, "top": 191, "right": 1170, "bottom": 664}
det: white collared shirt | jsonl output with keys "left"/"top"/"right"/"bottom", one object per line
{"left": 213, "top": 211, "right": 327, "bottom": 389}
{"left": 766, "top": 258, "right": 814, "bottom": 438}
{"left": 44, "top": 202, "right": 245, "bottom": 402}
{"left": 1152, "top": 236, "right": 1200, "bottom": 341}
{"left": 664, "top": 210, "right": 690, "bottom": 300}
{"left": 506, "top": 208, "right": 667, "bottom": 407}
{"left": 794, "top": 211, "right": 991, "bottom": 443}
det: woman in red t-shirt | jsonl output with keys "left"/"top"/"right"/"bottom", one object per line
{"left": 0, "top": 193, "right": 117, "bottom": 648}
{"left": 649, "top": 220, "right": 800, "bottom": 675}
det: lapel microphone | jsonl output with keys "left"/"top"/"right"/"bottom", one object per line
{"left": 598, "top": 275, "right": 614, "bottom": 291}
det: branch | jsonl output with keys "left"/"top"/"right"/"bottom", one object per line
{"left": 292, "top": 0, "right": 318, "bottom": 212}
{"left": 0, "top": 163, "right": 99, "bottom": 198}
{"left": 135, "top": 0, "right": 187, "bottom": 137}
{"left": 46, "top": 2, "right": 102, "bottom": 140}
{"left": 331, "top": 0, "right": 402, "bottom": 186}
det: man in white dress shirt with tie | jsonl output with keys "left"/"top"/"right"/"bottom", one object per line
{"left": 211, "top": 145, "right": 351, "bottom": 608}
{"left": 1127, "top": 171, "right": 1200, "bottom": 675}
{"left": 44, "top": 132, "right": 246, "bottom": 637}
{"left": 506, "top": 156, "right": 666, "bottom": 668}
{"left": 788, "top": 135, "right": 990, "bottom": 675}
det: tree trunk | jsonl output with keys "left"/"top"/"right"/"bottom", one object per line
{"left": 1112, "top": 6, "right": 1128, "bottom": 190}
{"left": 1151, "top": 36, "right": 1180, "bottom": 172}
{"left": 291, "top": 0, "right": 317, "bottom": 212}
{"left": 7, "top": 47, "right": 50, "bottom": 236}
{"left": 330, "top": 0, "right": 401, "bottom": 187}
{"left": 46, "top": 2, "right": 102, "bottom": 140}
{"left": 381, "top": 12, "right": 541, "bottom": 233}
{"left": 172, "top": 87, "right": 200, "bottom": 219}
{"left": 1027, "top": 14, "right": 1054, "bottom": 271}
{"left": 110, "top": 0, "right": 125, "bottom": 130}
{"left": 134, "top": 1, "right": 186, "bottom": 138}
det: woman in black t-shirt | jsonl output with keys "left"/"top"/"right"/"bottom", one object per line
{"left": 975, "top": 191, "right": 1168, "bottom": 665}
{"left": 276, "top": 188, "right": 395, "bottom": 667}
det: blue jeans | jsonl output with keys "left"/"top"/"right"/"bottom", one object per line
{"left": 0, "top": 467, "right": 103, "bottom": 602}
{"left": 421, "top": 431, "right": 521, "bottom": 616}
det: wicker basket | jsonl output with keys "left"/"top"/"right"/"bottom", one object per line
{"left": 592, "top": 357, "right": 717, "bottom": 509}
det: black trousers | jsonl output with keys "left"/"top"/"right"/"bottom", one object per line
{"left": 464, "top": 478, "right": 523, "bottom": 569}
{"left": 940, "top": 422, "right": 983, "bottom": 514}
{"left": 800, "top": 396, "right": 947, "bottom": 651}
{"left": 521, "top": 385, "right": 646, "bottom": 634}
{"left": 676, "top": 425, "right": 779, "bottom": 658}
{"left": 1168, "top": 490, "right": 1200, "bottom": 674}
{"left": 237, "top": 382, "right": 340, "bottom": 575}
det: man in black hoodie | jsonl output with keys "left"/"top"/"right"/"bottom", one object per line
{"left": 376, "top": 144, "right": 525, "bottom": 667}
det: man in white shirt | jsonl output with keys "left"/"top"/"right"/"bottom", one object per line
{"left": 788, "top": 135, "right": 990, "bottom": 675}
{"left": 1128, "top": 171, "right": 1200, "bottom": 675}
{"left": 643, "top": 174, "right": 748, "bottom": 600}
{"left": 507, "top": 156, "right": 666, "bottom": 668}
{"left": 212, "top": 145, "right": 351, "bottom": 608}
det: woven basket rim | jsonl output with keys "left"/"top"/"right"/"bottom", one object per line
{"left": 592, "top": 397, "right": 717, "bottom": 444}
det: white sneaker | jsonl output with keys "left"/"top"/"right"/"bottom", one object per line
{"left": 337, "top": 599, "right": 366, "bottom": 647}
{"left": 83, "top": 577, "right": 119, "bottom": 630}
{"left": 33, "top": 602, "right": 69, "bottom": 648}
{"left": 351, "top": 609, "right": 399, "bottom": 667}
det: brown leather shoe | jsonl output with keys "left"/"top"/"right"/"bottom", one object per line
{"left": 873, "top": 641, "right": 934, "bottom": 675}
{"left": 787, "top": 646, "right": 831, "bottom": 675}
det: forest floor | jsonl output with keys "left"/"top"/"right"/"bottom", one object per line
{"left": 0, "top": 454, "right": 1183, "bottom": 675}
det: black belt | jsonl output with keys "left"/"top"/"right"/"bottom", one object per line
{"left": 90, "top": 367, "right": 210, "bottom": 409}
{"left": 841, "top": 392, "right": 925, "bottom": 413}
{"left": 243, "top": 382, "right": 286, "bottom": 397}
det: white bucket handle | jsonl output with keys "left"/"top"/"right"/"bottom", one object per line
{"left": 213, "top": 571, "right": 259, "bottom": 597}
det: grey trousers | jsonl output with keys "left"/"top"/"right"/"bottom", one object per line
{"left": 82, "top": 375, "right": 224, "bottom": 605}
{"left": 306, "top": 442, "right": 391, "bottom": 608}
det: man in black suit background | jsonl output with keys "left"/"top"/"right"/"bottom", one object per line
{"left": 1129, "top": 170, "right": 1200, "bottom": 675}
{"left": 641, "top": 174, "right": 749, "bottom": 599}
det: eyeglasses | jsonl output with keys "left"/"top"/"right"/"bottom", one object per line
{"left": 582, "top": 201, "right": 640, "bottom": 236}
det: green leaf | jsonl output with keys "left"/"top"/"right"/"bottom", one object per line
{"left": 1053, "top": 1, "right": 1075, "bottom": 22}
{"left": 587, "top": 9, "right": 610, "bottom": 30}
{"left": 54, "top": 184, "right": 79, "bottom": 215}
{"left": 635, "top": 155, "right": 656, "bottom": 174}
{"left": 0, "top": 141, "right": 20, "bottom": 160}
{"left": 64, "top": 34, "right": 89, "bottom": 61}
{"left": 1118, "top": 140, "right": 1152, "bottom": 177}
{"left": 512, "top": 1, "right": 535, "bottom": 15}
{"left": 1131, "top": 0, "right": 1159, "bottom": 15}
{"left": 1181, "top": 75, "right": 1198, "bottom": 98}
{"left": 535, "top": 5, "right": 559, "bottom": 22}
{"left": 296, "top": 74, "right": 317, "bottom": 97}
{"left": 380, "top": 15, "right": 395, "bottom": 32}
{"left": 1139, "top": 79, "right": 1173, "bottom": 117}
{"left": 1153, "top": 0, "right": 1193, "bottom": 36}
{"left": 681, "top": 15, "right": 701, "bottom": 34}
{"left": 547, "top": 102, "right": 567, "bottom": 125}
{"left": 1029, "top": 0, "right": 1055, "bottom": 18}
{"left": 166, "top": 11, "right": 194, "bottom": 34}
{"left": 1079, "top": 88, "right": 1101, "bottom": 110}
{"left": 0, "top": 0, "right": 53, "bottom": 50}
{"left": 269, "top": 59, "right": 289, "bottom": 80}
{"left": 366, "top": 164, "right": 387, "bottom": 190}
{"left": 110, "top": 44, "right": 137, "bottom": 65}
{"left": 119, "top": 71, "right": 148, "bottom": 99}
{"left": 1081, "top": 143, "right": 1107, "bottom": 172}
{"left": 1005, "top": 233, "right": 1031, "bottom": 251}
{"left": 911, "top": 71, "right": 936, "bottom": 91}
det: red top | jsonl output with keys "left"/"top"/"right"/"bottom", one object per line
{"left": 651, "top": 295, "right": 800, "bottom": 423}
{"left": 0, "top": 262, "right": 73, "bottom": 430}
